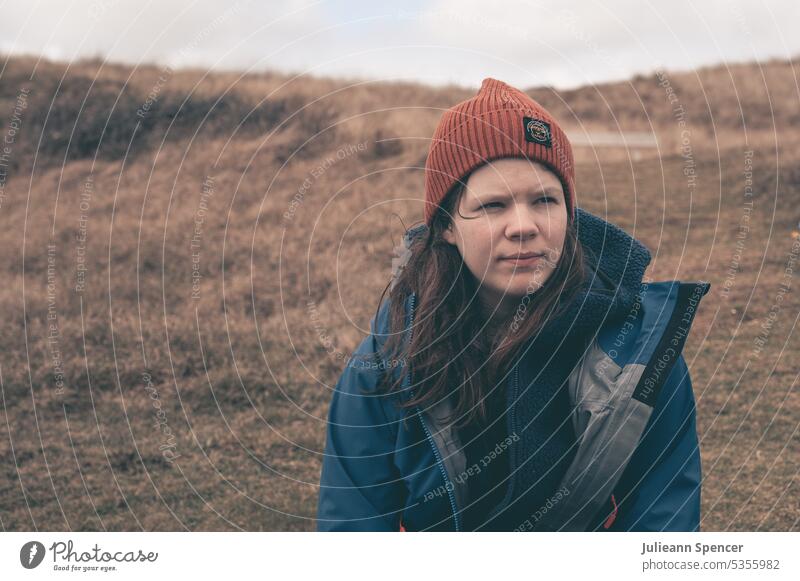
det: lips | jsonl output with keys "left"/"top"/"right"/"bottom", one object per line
{"left": 500, "top": 252, "right": 544, "bottom": 260}
{"left": 499, "top": 252, "right": 545, "bottom": 267}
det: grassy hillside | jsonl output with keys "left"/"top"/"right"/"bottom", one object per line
{"left": 0, "top": 54, "right": 798, "bottom": 531}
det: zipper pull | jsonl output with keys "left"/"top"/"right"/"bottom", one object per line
{"left": 603, "top": 494, "right": 618, "bottom": 529}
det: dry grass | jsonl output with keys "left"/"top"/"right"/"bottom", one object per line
{"left": 0, "top": 54, "right": 798, "bottom": 531}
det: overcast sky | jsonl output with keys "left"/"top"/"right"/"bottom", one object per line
{"left": 2, "top": 0, "right": 799, "bottom": 90}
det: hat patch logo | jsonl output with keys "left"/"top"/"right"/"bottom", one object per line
{"left": 523, "top": 117, "right": 552, "bottom": 148}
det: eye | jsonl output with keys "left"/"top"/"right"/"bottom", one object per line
{"left": 478, "top": 202, "right": 504, "bottom": 210}
{"left": 537, "top": 196, "right": 557, "bottom": 205}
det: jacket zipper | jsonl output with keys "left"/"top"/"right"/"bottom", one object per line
{"left": 476, "top": 353, "right": 521, "bottom": 526}
{"left": 511, "top": 363, "right": 519, "bottom": 465}
{"left": 502, "top": 361, "right": 520, "bottom": 508}
{"left": 405, "top": 293, "right": 462, "bottom": 532}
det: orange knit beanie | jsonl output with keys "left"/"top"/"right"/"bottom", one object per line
{"left": 423, "top": 77, "right": 575, "bottom": 225}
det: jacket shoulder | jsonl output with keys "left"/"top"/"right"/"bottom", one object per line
{"left": 596, "top": 280, "right": 710, "bottom": 370}
{"left": 331, "top": 295, "right": 409, "bottom": 421}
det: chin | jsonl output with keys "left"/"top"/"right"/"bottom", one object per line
{"left": 506, "top": 273, "right": 548, "bottom": 294}
{"left": 491, "top": 282, "right": 534, "bottom": 301}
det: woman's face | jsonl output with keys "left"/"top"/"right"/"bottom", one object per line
{"left": 442, "top": 158, "right": 568, "bottom": 316}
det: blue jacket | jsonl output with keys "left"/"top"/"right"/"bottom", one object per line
{"left": 317, "top": 209, "right": 710, "bottom": 531}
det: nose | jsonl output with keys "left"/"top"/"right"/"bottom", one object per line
{"left": 504, "top": 203, "right": 540, "bottom": 241}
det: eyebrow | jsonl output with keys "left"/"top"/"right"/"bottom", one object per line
{"left": 472, "top": 186, "right": 563, "bottom": 202}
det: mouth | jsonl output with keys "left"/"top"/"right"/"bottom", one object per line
{"left": 498, "top": 252, "right": 546, "bottom": 267}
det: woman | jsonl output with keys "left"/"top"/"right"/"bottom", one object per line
{"left": 316, "top": 78, "right": 710, "bottom": 531}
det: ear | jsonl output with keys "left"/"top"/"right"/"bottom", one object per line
{"left": 442, "top": 223, "right": 457, "bottom": 246}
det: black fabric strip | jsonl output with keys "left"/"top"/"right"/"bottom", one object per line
{"left": 632, "top": 282, "right": 710, "bottom": 407}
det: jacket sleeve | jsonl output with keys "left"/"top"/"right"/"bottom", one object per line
{"left": 316, "top": 305, "right": 407, "bottom": 531}
{"left": 610, "top": 355, "right": 702, "bottom": 531}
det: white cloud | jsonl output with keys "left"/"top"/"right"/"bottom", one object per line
{"left": 1, "top": 0, "right": 798, "bottom": 89}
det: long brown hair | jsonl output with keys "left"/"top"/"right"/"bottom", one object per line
{"left": 375, "top": 179, "right": 585, "bottom": 430}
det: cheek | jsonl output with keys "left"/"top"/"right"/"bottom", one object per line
{"left": 555, "top": 230, "right": 567, "bottom": 253}
{"left": 545, "top": 217, "right": 568, "bottom": 253}
{"left": 457, "top": 228, "right": 496, "bottom": 272}
{"left": 462, "top": 242, "right": 493, "bottom": 274}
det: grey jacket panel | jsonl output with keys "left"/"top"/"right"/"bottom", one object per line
{"left": 421, "top": 398, "right": 470, "bottom": 518}
{"left": 530, "top": 347, "right": 651, "bottom": 530}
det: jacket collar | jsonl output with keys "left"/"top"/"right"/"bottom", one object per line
{"left": 534, "top": 208, "right": 651, "bottom": 348}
